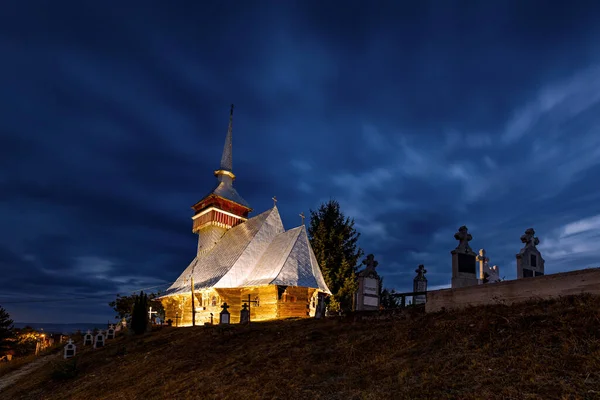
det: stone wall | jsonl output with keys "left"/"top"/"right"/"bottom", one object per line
{"left": 426, "top": 267, "right": 600, "bottom": 313}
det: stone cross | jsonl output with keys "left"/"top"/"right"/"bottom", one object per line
{"left": 477, "top": 249, "right": 489, "bottom": 281}
{"left": 148, "top": 306, "right": 158, "bottom": 320}
{"left": 221, "top": 303, "right": 230, "bottom": 312}
{"left": 415, "top": 264, "right": 427, "bottom": 279}
{"left": 454, "top": 225, "right": 473, "bottom": 253}
{"left": 299, "top": 212, "right": 305, "bottom": 225}
{"left": 362, "top": 254, "right": 379, "bottom": 272}
{"left": 272, "top": 196, "right": 277, "bottom": 207}
{"left": 520, "top": 228, "right": 540, "bottom": 248}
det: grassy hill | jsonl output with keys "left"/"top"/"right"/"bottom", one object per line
{"left": 3, "top": 294, "right": 600, "bottom": 400}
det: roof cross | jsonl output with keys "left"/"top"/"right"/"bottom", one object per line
{"left": 299, "top": 212, "right": 305, "bottom": 225}
{"left": 272, "top": 196, "right": 277, "bottom": 207}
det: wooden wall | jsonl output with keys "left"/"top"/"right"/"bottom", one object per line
{"left": 161, "top": 285, "right": 325, "bottom": 325}
{"left": 241, "top": 286, "right": 278, "bottom": 322}
{"left": 277, "top": 286, "right": 311, "bottom": 319}
{"left": 425, "top": 267, "right": 600, "bottom": 313}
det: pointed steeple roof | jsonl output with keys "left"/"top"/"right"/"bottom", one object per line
{"left": 202, "top": 104, "right": 250, "bottom": 209}
{"left": 219, "top": 104, "right": 234, "bottom": 172}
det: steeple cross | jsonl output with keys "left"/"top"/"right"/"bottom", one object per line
{"left": 299, "top": 212, "right": 305, "bottom": 225}
{"left": 272, "top": 196, "right": 277, "bottom": 207}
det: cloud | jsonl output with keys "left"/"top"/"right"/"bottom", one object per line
{"left": 502, "top": 66, "right": 600, "bottom": 144}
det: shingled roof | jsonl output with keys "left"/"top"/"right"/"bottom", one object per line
{"left": 161, "top": 206, "right": 331, "bottom": 297}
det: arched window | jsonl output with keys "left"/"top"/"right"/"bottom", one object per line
{"left": 211, "top": 296, "right": 217, "bottom": 306}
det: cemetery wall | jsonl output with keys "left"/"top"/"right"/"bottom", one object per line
{"left": 426, "top": 267, "right": 600, "bottom": 312}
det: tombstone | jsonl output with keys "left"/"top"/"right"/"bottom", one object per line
{"left": 63, "top": 339, "right": 76, "bottom": 359}
{"left": 314, "top": 292, "right": 327, "bottom": 319}
{"left": 488, "top": 265, "right": 501, "bottom": 283}
{"left": 106, "top": 324, "right": 115, "bottom": 340}
{"left": 413, "top": 265, "right": 428, "bottom": 305}
{"left": 240, "top": 303, "right": 249, "bottom": 324}
{"left": 166, "top": 319, "right": 173, "bottom": 327}
{"left": 516, "top": 228, "right": 545, "bottom": 278}
{"left": 219, "top": 303, "right": 231, "bottom": 324}
{"left": 451, "top": 226, "right": 479, "bottom": 288}
{"left": 354, "top": 254, "right": 381, "bottom": 311}
{"left": 83, "top": 330, "right": 93, "bottom": 346}
{"left": 94, "top": 331, "right": 105, "bottom": 349}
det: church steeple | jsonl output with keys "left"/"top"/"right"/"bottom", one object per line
{"left": 218, "top": 104, "right": 234, "bottom": 173}
{"left": 190, "top": 105, "right": 252, "bottom": 248}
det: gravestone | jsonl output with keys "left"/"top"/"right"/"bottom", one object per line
{"left": 94, "top": 331, "right": 105, "bottom": 349}
{"left": 240, "top": 303, "right": 249, "bottom": 324}
{"left": 219, "top": 303, "right": 230, "bottom": 324}
{"left": 106, "top": 324, "right": 115, "bottom": 340}
{"left": 477, "top": 249, "right": 501, "bottom": 284}
{"left": 83, "top": 330, "right": 93, "bottom": 346}
{"left": 516, "top": 228, "right": 545, "bottom": 278}
{"left": 314, "top": 292, "right": 327, "bottom": 319}
{"left": 451, "top": 226, "right": 479, "bottom": 288}
{"left": 354, "top": 254, "right": 381, "bottom": 311}
{"left": 63, "top": 339, "right": 76, "bottom": 359}
{"left": 413, "top": 265, "right": 428, "bottom": 305}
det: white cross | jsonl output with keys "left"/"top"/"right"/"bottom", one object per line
{"left": 148, "top": 306, "right": 158, "bottom": 319}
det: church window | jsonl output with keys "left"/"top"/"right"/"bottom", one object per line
{"left": 211, "top": 296, "right": 217, "bottom": 306}
{"left": 254, "top": 296, "right": 260, "bottom": 307}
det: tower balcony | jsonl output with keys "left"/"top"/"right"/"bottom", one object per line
{"left": 192, "top": 207, "right": 246, "bottom": 233}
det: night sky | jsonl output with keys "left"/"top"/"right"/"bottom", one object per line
{"left": 3, "top": 1, "right": 600, "bottom": 323}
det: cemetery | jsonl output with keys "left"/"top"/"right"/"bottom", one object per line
{"left": 2, "top": 291, "right": 600, "bottom": 399}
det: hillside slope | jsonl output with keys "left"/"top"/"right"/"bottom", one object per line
{"left": 2, "top": 294, "right": 600, "bottom": 400}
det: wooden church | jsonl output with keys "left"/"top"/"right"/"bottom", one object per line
{"left": 159, "top": 105, "right": 331, "bottom": 325}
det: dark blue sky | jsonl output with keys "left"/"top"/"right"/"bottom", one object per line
{"left": 2, "top": 1, "right": 600, "bottom": 323}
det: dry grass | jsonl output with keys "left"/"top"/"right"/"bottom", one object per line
{"left": 2, "top": 294, "right": 600, "bottom": 400}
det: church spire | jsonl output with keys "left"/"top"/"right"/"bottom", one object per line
{"left": 219, "top": 104, "right": 234, "bottom": 172}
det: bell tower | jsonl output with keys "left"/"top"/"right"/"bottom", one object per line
{"left": 191, "top": 104, "right": 252, "bottom": 255}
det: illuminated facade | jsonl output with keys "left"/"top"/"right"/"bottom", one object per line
{"left": 159, "top": 105, "right": 330, "bottom": 325}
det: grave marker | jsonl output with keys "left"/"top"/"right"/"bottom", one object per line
{"left": 451, "top": 226, "right": 479, "bottom": 288}
{"left": 63, "top": 339, "right": 76, "bottom": 359}
{"left": 219, "top": 303, "right": 231, "bottom": 325}
{"left": 106, "top": 324, "right": 115, "bottom": 340}
{"left": 477, "top": 249, "right": 501, "bottom": 283}
{"left": 83, "top": 330, "right": 93, "bottom": 346}
{"left": 516, "top": 228, "right": 545, "bottom": 278}
{"left": 413, "top": 265, "right": 428, "bottom": 305}
{"left": 94, "top": 331, "right": 105, "bottom": 349}
{"left": 240, "top": 303, "right": 249, "bottom": 324}
{"left": 354, "top": 254, "right": 381, "bottom": 311}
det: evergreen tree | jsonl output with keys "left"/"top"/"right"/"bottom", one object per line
{"left": 131, "top": 292, "right": 149, "bottom": 335}
{"left": 379, "top": 277, "right": 401, "bottom": 309}
{"left": 308, "top": 200, "right": 364, "bottom": 312}
{"left": 0, "top": 305, "right": 15, "bottom": 353}
{"left": 109, "top": 292, "right": 164, "bottom": 323}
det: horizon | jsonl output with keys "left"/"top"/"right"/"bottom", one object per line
{"left": 3, "top": 1, "right": 600, "bottom": 323}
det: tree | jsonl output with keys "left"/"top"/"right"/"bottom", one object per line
{"left": 308, "top": 200, "right": 364, "bottom": 312}
{"left": 379, "top": 277, "right": 401, "bottom": 310}
{"left": 0, "top": 305, "right": 15, "bottom": 353}
{"left": 131, "top": 291, "right": 149, "bottom": 335}
{"left": 109, "top": 292, "right": 164, "bottom": 323}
